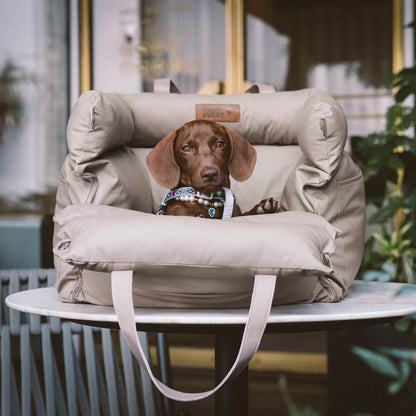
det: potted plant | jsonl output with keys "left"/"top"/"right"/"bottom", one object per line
{"left": 328, "top": 67, "right": 416, "bottom": 416}
{"left": 354, "top": 67, "right": 416, "bottom": 284}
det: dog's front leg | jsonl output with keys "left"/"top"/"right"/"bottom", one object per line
{"left": 241, "top": 197, "right": 280, "bottom": 216}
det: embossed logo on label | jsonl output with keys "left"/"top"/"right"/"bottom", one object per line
{"left": 195, "top": 104, "right": 240, "bottom": 122}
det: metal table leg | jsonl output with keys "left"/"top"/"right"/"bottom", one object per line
{"left": 156, "top": 333, "right": 175, "bottom": 416}
{"left": 215, "top": 332, "right": 249, "bottom": 416}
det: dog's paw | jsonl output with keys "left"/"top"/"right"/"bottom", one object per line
{"left": 255, "top": 197, "right": 280, "bottom": 214}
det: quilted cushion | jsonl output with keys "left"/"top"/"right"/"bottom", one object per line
{"left": 53, "top": 205, "right": 340, "bottom": 307}
{"left": 54, "top": 205, "right": 336, "bottom": 273}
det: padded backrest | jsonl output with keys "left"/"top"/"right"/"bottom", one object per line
{"left": 66, "top": 88, "right": 347, "bottom": 175}
{"left": 64, "top": 88, "right": 348, "bottom": 211}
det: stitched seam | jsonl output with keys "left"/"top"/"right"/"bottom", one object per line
{"left": 84, "top": 174, "right": 98, "bottom": 204}
{"left": 58, "top": 174, "right": 73, "bottom": 206}
{"left": 69, "top": 262, "right": 332, "bottom": 274}
{"left": 336, "top": 172, "right": 363, "bottom": 187}
{"left": 80, "top": 92, "right": 98, "bottom": 166}
{"left": 321, "top": 118, "right": 332, "bottom": 178}
{"left": 315, "top": 96, "right": 332, "bottom": 180}
{"left": 334, "top": 181, "right": 348, "bottom": 283}
{"left": 69, "top": 266, "right": 83, "bottom": 302}
{"left": 304, "top": 187, "right": 319, "bottom": 214}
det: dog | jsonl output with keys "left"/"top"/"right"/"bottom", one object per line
{"left": 146, "top": 120, "right": 279, "bottom": 218}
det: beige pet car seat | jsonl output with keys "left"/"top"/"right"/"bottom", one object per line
{"left": 53, "top": 84, "right": 365, "bottom": 401}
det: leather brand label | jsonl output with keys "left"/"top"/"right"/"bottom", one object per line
{"left": 195, "top": 104, "right": 240, "bottom": 122}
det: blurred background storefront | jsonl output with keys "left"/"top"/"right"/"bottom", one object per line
{"left": 0, "top": 0, "right": 413, "bottom": 269}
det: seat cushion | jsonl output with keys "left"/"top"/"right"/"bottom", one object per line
{"left": 53, "top": 205, "right": 340, "bottom": 308}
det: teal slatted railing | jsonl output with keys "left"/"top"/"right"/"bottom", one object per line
{"left": 0, "top": 269, "right": 158, "bottom": 416}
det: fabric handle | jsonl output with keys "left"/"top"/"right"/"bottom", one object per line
{"left": 244, "top": 83, "right": 275, "bottom": 94}
{"left": 153, "top": 78, "right": 181, "bottom": 94}
{"left": 111, "top": 270, "right": 277, "bottom": 402}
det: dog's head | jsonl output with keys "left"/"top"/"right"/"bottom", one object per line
{"left": 146, "top": 120, "right": 256, "bottom": 193}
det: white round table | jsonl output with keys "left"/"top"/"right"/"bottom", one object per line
{"left": 6, "top": 280, "right": 416, "bottom": 416}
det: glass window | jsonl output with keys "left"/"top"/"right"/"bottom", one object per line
{"left": 0, "top": 0, "right": 69, "bottom": 212}
{"left": 93, "top": 0, "right": 226, "bottom": 93}
{"left": 245, "top": 0, "right": 394, "bottom": 136}
{"left": 90, "top": 0, "right": 405, "bottom": 135}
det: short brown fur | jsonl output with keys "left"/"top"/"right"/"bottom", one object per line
{"left": 146, "top": 120, "right": 279, "bottom": 218}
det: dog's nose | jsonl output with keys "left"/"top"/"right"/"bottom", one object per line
{"left": 201, "top": 167, "right": 218, "bottom": 182}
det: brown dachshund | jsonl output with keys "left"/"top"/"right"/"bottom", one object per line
{"left": 146, "top": 120, "right": 279, "bottom": 218}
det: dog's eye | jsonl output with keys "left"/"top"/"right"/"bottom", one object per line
{"left": 181, "top": 144, "right": 191, "bottom": 153}
{"left": 215, "top": 140, "right": 225, "bottom": 149}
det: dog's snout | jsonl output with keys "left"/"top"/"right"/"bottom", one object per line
{"left": 201, "top": 167, "right": 219, "bottom": 182}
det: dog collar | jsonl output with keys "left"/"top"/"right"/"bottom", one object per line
{"left": 156, "top": 187, "right": 235, "bottom": 219}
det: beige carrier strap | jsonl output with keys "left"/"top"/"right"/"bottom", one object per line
{"left": 111, "top": 270, "right": 277, "bottom": 402}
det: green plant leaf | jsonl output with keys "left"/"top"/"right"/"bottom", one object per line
{"left": 363, "top": 270, "right": 392, "bottom": 282}
{"left": 399, "top": 239, "right": 412, "bottom": 250}
{"left": 387, "top": 360, "right": 411, "bottom": 394}
{"left": 393, "top": 68, "right": 416, "bottom": 94}
{"left": 368, "top": 197, "right": 409, "bottom": 224}
{"left": 395, "top": 285, "right": 416, "bottom": 296}
{"left": 402, "top": 251, "right": 416, "bottom": 283}
{"left": 394, "top": 316, "right": 411, "bottom": 332}
{"left": 381, "top": 262, "right": 396, "bottom": 277}
{"left": 373, "top": 233, "right": 388, "bottom": 246}
{"left": 399, "top": 223, "right": 412, "bottom": 236}
{"left": 380, "top": 347, "right": 416, "bottom": 364}
{"left": 395, "top": 85, "right": 413, "bottom": 103}
{"left": 352, "top": 346, "right": 400, "bottom": 378}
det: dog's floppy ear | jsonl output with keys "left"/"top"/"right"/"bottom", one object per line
{"left": 146, "top": 130, "right": 180, "bottom": 189}
{"left": 224, "top": 126, "right": 257, "bottom": 181}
